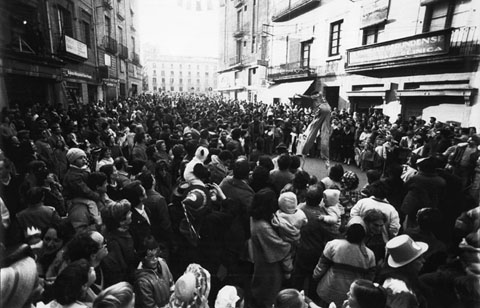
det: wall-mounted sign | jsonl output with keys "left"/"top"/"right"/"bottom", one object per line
{"left": 63, "top": 69, "right": 92, "bottom": 80}
{"left": 105, "top": 54, "right": 111, "bottom": 67}
{"left": 65, "top": 35, "right": 88, "bottom": 59}
{"left": 361, "top": 0, "right": 390, "bottom": 29}
{"left": 348, "top": 30, "right": 450, "bottom": 66}
{"left": 103, "top": 78, "right": 119, "bottom": 87}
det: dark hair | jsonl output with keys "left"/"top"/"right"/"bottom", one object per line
{"left": 250, "top": 188, "right": 277, "bottom": 221}
{"left": 329, "top": 164, "right": 344, "bottom": 182}
{"left": 130, "top": 159, "right": 146, "bottom": 175}
{"left": 137, "top": 171, "right": 154, "bottom": 190}
{"left": 26, "top": 187, "right": 45, "bottom": 205}
{"left": 258, "top": 155, "right": 274, "bottom": 171}
{"left": 99, "top": 165, "right": 115, "bottom": 184}
{"left": 231, "top": 128, "right": 241, "bottom": 140}
{"left": 293, "top": 170, "right": 310, "bottom": 190}
{"left": 219, "top": 150, "right": 234, "bottom": 162}
{"left": 122, "top": 181, "right": 145, "bottom": 206}
{"left": 101, "top": 200, "right": 131, "bottom": 231}
{"left": 250, "top": 166, "right": 270, "bottom": 192}
{"left": 66, "top": 231, "right": 101, "bottom": 263}
{"left": 306, "top": 185, "right": 324, "bottom": 207}
{"left": 351, "top": 279, "right": 387, "bottom": 308}
{"left": 363, "top": 209, "right": 387, "bottom": 224}
{"left": 345, "top": 223, "right": 366, "bottom": 244}
{"left": 146, "top": 145, "right": 157, "bottom": 159}
{"left": 233, "top": 158, "right": 250, "bottom": 180}
{"left": 134, "top": 132, "right": 145, "bottom": 144}
{"left": 277, "top": 154, "right": 291, "bottom": 171}
{"left": 416, "top": 207, "right": 441, "bottom": 232}
{"left": 274, "top": 289, "right": 304, "bottom": 308}
{"left": 368, "top": 180, "right": 387, "bottom": 199}
{"left": 366, "top": 169, "right": 382, "bottom": 184}
{"left": 193, "top": 163, "right": 210, "bottom": 181}
{"left": 87, "top": 172, "right": 107, "bottom": 191}
{"left": 289, "top": 155, "right": 301, "bottom": 171}
{"left": 114, "top": 156, "right": 128, "bottom": 171}
{"left": 53, "top": 259, "right": 90, "bottom": 305}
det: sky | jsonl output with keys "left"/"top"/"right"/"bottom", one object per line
{"left": 138, "top": 0, "right": 220, "bottom": 57}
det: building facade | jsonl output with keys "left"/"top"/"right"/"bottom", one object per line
{"left": 143, "top": 45, "right": 218, "bottom": 94}
{"left": 226, "top": 0, "right": 480, "bottom": 128}
{"left": 217, "top": 0, "right": 273, "bottom": 102}
{"left": 0, "top": 0, "right": 142, "bottom": 110}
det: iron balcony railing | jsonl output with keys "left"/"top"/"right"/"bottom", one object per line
{"left": 268, "top": 60, "right": 316, "bottom": 80}
{"left": 103, "top": 36, "right": 117, "bottom": 54}
{"left": 118, "top": 43, "right": 128, "bottom": 59}
{"left": 272, "top": 0, "right": 320, "bottom": 22}
{"left": 233, "top": 22, "right": 250, "bottom": 38}
{"left": 131, "top": 52, "right": 140, "bottom": 65}
{"left": 345, "top": 26, "right": 480, "bottom": 71}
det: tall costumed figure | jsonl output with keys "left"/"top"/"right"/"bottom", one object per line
{"left": 295, "top": 92, "right": 331, "bottom": 168}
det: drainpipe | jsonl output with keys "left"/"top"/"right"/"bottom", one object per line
{"left": 91, "top": 0, "right": 100, "bottom": 103}
{"left": 44, "top": 0, "right": 54, "bottom": 54}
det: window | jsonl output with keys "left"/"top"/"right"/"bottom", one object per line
{"left": 329, "top": 20, "right": 343, "bottom": 56}
{"left": 197, "top": 72, "right": 200, "bottom": 77}
{"left": 80, "top": 21, "right": 91, "bottom": 47}
{"left": 153, "top": 86, "right": 157, "bottom": 91}
{"left": 171, "top": 86, "right": 174, "bottom": 91}
{"left": 205, "top": 72, "right": 209, "bottom": 77}
{"left": 162, "top": 78, "right": 165, "bottom": 83}
{"left": 57, "top": 5, "right": 73, "bottom": 37}
{"left": 180, "top": 78, "right": 183, "bottom": 84}
{"left": 362, "top": 24, "right": 384, "bottom": 45}
{"left": 152, "top": 77, "right": 157, "bottom": 83}
{"left": 104, "top": 16, "right": 111, "bottom": 37}
{"left": 237, "top": 10, "right": 242, "bottom": 30}
{"left": 171, "top": 71, "right": 174, "bottom": 76}
{"left": 161, "top": 71, "right": 165, "bottom": 76}
{"left": 179, "top": 87, "right": 183, "bottom": 92}
{"left": 188, "top": 71, "right": 191, "bottom": 76}
{"left": 244, "top": 5, "right": 247, "bottom": 11}
{"left": 179, "top": 71, "right": 183, "bottom": 76}
{"left": 423, "top": 1, "right": 453, "bottom": 32}
{"left": 118, "top": 26, "right": 123, "bottom": 44}
{"left": 251, "top": 36, "right": 256, "bottom": 53}
{"left": 197, "top": 79, "right": 200, "bottom": 84}
{"left": 243, "top": 41, "right": 247, "bottom": 47}
{"left": 153, "top": 70, "right": 156, "bottom": 75}
{"left": 170, "top": 78, "right": 174, "bottom": 83}
{"left": 301, "top": 40, "right": 312, "bottom": 67}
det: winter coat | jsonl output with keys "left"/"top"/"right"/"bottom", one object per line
{"left": 134, "top": 258, "right": 173, "bottom": 308}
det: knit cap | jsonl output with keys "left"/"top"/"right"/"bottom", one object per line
{"left": 278, "top": 192, "right": 298, "bottom": 214}
{"left": 66, "top": 147, "right": 86, "bottom": 164}
{"left": 323, "top": 189, "right": 340, "bottom": 207}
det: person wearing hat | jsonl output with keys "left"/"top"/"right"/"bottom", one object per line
{"left": 63, "top": 147, "right": 100, "bottom": 202}
{"left": 448, "top": 134, "right": 480, "bottom": 189}
{"left": 377, "top": 234, "right": 429, "bottom": 308}
{"left": 401, "top": 156, "right": 446, "bottom": 230}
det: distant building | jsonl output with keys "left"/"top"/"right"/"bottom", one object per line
{"left": 0, "top": 0, "right": 142, "bottom": 109}
{"left": 218, "top": 0, "right": 480, "bottom": 128}
{"left": 143, "top": 44, "right": 218, "bottom": 94}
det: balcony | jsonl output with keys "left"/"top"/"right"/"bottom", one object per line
{"left": 233, "top": 22, "right": 250, "bottom": 38}
{"left": 103, "top": 0, "right": 113, "bottom": 10}
{"left": 272, "top": 0, "right": 321, "bottom": 22}
{"left": 268, "top": 61, "right": 316, "bottom": 81}
{"left": 58, "top": 34, "right": 88, "bottom": 62}
{"left": 118, "top": 43, "right": 128, "bottom": 59}
{"left": 345, "top": 27, "right": 480, "bottom": 73}
{"left": 103, "top": 36, "right": 117, "bottom": 54}
{"left": 234, "top": 0, "right": 245, "bottom": 8}
{"left": 131, "top": 52, "right": 140, "bottom": 65}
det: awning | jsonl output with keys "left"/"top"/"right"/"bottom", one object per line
{"left": 259, "top": 80, "right": 315, "bottom": 104}
{"left": 215, "top": 86, "right": 245, "bottom": 92}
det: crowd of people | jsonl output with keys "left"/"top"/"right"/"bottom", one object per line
{"left": 0, "top": 92, "right": 479, "bottom": 308}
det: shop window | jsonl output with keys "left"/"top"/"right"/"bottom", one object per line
{"left": 301, "top": 39, "right": 312, "bottom": 67}
{"left": 362, "top": 24, "right": 385, "bottom": 45}
{"left": 329, "top": 20, "right": 343, "bottom": 56}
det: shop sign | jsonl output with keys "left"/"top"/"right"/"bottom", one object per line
{"left": 361, "top": 0, "right": 390, "bottom": 29}
{"left": 348, "top": 31, "right": 450, "bottom": 66}
{"left": 103, "top": 78, "right": 119, "bottom": 87}
{"left": 63, "top": 69, "right": 93, "bottom": 80}
{"left": 65, "top": 35, "right": 88, "bottom": 59}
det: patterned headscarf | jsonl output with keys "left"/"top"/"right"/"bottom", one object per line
{"left": 169, "top": 263, "right": 211, "bottom": 308}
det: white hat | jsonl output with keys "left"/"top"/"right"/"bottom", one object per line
{"left": 386, "top": 235, "right": 428, "bottom": 268}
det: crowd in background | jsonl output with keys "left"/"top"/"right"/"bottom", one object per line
{"left": 0, "top": 92, "right": 479, "bottom": 308}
